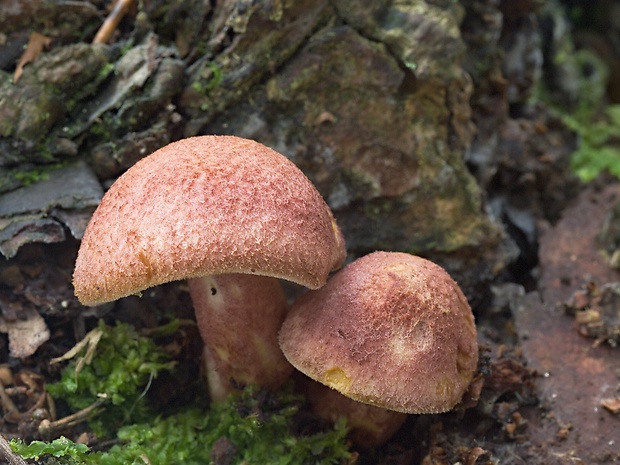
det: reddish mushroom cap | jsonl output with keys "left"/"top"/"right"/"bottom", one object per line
{"left": 73, "top": 135, "right": 346, "bottom": 305}
{"left": 279, "top": 251, "right": 478, "bottom": 414}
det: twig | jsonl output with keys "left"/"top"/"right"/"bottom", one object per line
{"left": 38, "top": 397, "right": 107, "bottom": 438}
{"left": 0, "top": 435, "right": 28, "bottom": 465}
{"left": 0, "top": 379, "right": 19, "bottom": 420}
{"left": 92, "top": 0, "right": 135, "bottom": 44}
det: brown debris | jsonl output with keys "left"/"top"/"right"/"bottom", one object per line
{"left": 601, "top": 397, "right": 620, "bottom": 414}
{"left": 421, "top": 422, "right": 494, "bottom": 465}
{"left": 480, "top": 346, "right": 535, "bottom": 443}
{"left": 555, "top": 421, "right": 572, "bottom": 441}
{"left": 563, "top": 281, "right": 620, "bottom": 347}
{"left": 0, "top": 368, "right": 50, "bottom": 440}
{"left": 210, "top": 436, "right": 238, "bottom": 465}
{"left": 13, "top": 32, "right": 51, "bottom": 83}
{"left": 0, "top": 308, "right": 49, "bottom": 359}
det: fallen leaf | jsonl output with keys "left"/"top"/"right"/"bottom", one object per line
{"left": 0, "top": 308, "right": 50, "bottom": 358}
{"left": 13, "top": 32, "right": 52, "bottom": 83}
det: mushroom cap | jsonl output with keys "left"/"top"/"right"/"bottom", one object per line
{"left": 73, "top": 136, "right": 346, "bottom": 305}
{"left": 278, "top": 251, "right": 478, "bottom": 414}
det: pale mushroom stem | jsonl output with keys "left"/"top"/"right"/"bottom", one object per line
{"left": 188, "top": 273, "right": 293, "bottom": 402}
{"left": 302, "top": 377, "right": 408, "bottom": 448}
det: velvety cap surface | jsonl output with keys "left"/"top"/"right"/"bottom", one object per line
{"left": 279, "top": 251, "right": 478, "bottom": 414}
{"left": 74, "top": 136, "right": 346, "bottom": 305}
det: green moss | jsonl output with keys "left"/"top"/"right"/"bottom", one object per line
{"left": 3, "top": 161, "right": 68, "bottom": 188}
{"left": 13, "top": 168, "right": 51, "bottom": 186}
{"left": 66, "top": 62, "right": 117, "bottom": 113}
{"left": 190, "top": 63, "right": 223, "bottom": 94}
{"left": 13, "top": 321, "right": 354, "bottom": 465}
{"left": 536, "top": 46, "right": 620, "bottom": 182}
{"left": 565, "top": 105, "right": 620, "bottom": 181}
{"left": 97, "top": 63, "right": 116, "bottom": 82}
{"left": 362, "top": 197, "right": 395, "bottom": 220}
{"left": 99, "top": 386, "right": 352, "bottom": 465}
{"left": 79, "top": 109, "right": 124, "bottom": 143}
{"left": 10, "top": 437, "right": 89, "bottom": 464}
{"left": 12, "top": 388, "right": 352, "bottom": 465}
{"left": 47, "top": 320, "right": 176, "bottom": 437}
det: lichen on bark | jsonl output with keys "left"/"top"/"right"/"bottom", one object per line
{"left": 0, "top": 0, "right": 518, "bottom": 291}
{"left": 204, "top": 3, "right": 509, "bottom": 283}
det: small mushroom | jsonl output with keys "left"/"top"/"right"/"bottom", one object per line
{"left": 278, "top": 251, "right": 478, "bottom": 445}
{"left": 73, "top": 135, "right": 346, "bottom": 401}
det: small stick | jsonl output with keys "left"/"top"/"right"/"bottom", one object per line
{"left": 0, "top": 379, "right": 19, "bottom": 419}
{"left": 92, "top": 0, "right": 135, "bottom": 44}
{"left": 38, "top": 397, "right": 107, "bottom": 438}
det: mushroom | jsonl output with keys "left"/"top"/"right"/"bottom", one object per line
{"left": 73, "top": 135, "right": 346, "bottom": 401}
{"left": 278, "top": 251, "right": 478, "bottom": 446}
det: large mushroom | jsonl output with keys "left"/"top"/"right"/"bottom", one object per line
{"left": 278, "top": 251, "right": 478, "bottom": 445}
{"left": 73, "top": 135, "right": 346, "bottom": 401}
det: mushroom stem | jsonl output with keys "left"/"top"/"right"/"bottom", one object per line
{"left": 302, "top": 377, "right": 407, "bottom": 448}
{"left": 188, "top": 274, "right": 293, "bottom": 402}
